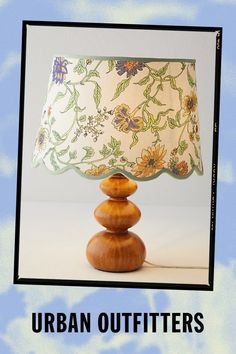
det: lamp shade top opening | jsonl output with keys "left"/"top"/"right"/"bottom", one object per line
{"left": 32, "top": 56, "right": 203, "bottom": 181}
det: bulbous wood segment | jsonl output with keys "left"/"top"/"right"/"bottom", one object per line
{"left": 86, "top": 231, "right": 146, "bottom": 272}
{"left": 86, "top": 173, "right": 146, "bottom": 272}
{"left": 94, "top": 199, "right": 141, "bottom": 231}
{"left": 100, "top": 173, "right": 137, "bottom": 198}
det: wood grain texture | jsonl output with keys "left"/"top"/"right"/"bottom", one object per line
{"left": 100, "top": 173, "right": 137, "bottom": 198}
{"left": 94, "top": 199, "right": 141, "bottom": 231}
{"left": 86, "top": 173, "right": 146, "bottom": 272}
{"left": 86, "top": 231, "right": 146, "bottom": 272}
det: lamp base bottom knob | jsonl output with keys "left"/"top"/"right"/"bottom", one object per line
{"left": 86, "top": 230, "right": 146, "bottom": 272}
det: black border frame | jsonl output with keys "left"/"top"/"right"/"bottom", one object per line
{"left": 14, "top": 20, "right": 222, "bottom": 291}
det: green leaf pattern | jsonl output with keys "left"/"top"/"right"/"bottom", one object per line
{"left": 33, "top": 57, "right": 203, "bottom": 180}
{"left": 93, "top": 82, "right": 102, "bottom": 108}
{"left": 111, "top": 78, "right": 131, "bottom": 101}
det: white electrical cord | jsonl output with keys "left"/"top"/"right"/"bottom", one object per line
{"left": 144, "top": 260, "right": 208, "bottom": 270}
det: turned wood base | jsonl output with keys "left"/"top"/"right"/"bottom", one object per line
{"left": 86, "top": 173, "right": 146, "bottom": 272}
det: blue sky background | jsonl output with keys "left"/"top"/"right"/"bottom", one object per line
{"left": 0, "top": 0, "right": 235, "bottom": 353}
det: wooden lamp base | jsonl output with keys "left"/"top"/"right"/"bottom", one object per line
{"left": 86, "top": 173, "right": 146, "bottom": 272}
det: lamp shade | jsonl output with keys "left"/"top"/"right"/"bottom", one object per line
{"left": 32, "top": 56, "right": 203, "bottom": 180}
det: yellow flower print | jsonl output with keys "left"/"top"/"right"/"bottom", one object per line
{"left": 182, "top": 92, "right": 197, "bottom": 114}
{"left": 132, "top": 145, "right": 167, "bottom": 178}
{"left": 85, "top": 164, "right": 111, "bottom": 176}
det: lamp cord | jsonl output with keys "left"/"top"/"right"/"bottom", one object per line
{"left": 144, "top": 260, "right": 208, "bottom": 270}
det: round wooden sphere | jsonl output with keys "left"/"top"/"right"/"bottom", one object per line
{"left": 100, "top": 174, "right": 137, "bottom": 198}
{"left": 86, "top": 230, "right": 146, "bottom": 272}
{"left": 94, "top": 199, "right": 141, "bottom": 231}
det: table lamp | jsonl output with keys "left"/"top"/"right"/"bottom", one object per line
{"left": 32, "top": 55, "right": 203, "bottom": 273}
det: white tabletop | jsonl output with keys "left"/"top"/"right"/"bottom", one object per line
{"left": 18, "top": 201, "right": 210, "bottom": 286}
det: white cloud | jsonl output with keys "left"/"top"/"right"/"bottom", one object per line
{"left": 0, "top": 153, "right": 16, "bottom": 177}
{"left": 212, "top": 0, "right": 236, "bottom": 4}
{"left": 0, "top": 218, "right": 15, "bottom": 294}
{"left": 140, "top": 261, "right": 236, "bottom": 354}
{"left": 17, "top": 285, "right": 98, "bottom": 315}
{"left": 0, "top": 0, "right": 10, "bottom": 7}
{"left": 218, "top": 160, "right": 235, "bottom": 183}
{"left": 2, "top": 262, "right": 236, "bottom": 353}
{"left": 1, "top": 317, "right": 132, "bottom": 354}
{"left": 63, "top": 0, "right": 199, "bottom": 22}
{"left": 0, "top": 51, "right": 20, "bottom": 82}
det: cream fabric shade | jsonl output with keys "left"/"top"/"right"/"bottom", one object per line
{"left": 32, "top": 56, "right": 203, "bottom": 180}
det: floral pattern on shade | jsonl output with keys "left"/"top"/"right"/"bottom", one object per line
{"left": 132, "top": 145, "right": 166, "bottom": 178}
{"left": 52, "top": 57, "right": 69, "bottom": 84}
{"left": 116, "top": 60, "right": 145, "bottom": 77}
{"left": 32, "top": 56, "right": 203, "bottom": 181}
{"left": 182, "top": 92, "right": 197, "bottom": 115}
{"left": 174, "top": 161, "right": 189, "bottom": 176}
{"left": 112, "top": 104, "right": 144, "bottom": 133}
{"left": 85, "top": 164, "right": 111, "bottom": 176}
{"left": 35, "top": 127, "right": 48, "bottom": 152}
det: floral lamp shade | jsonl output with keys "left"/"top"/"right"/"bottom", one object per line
{"left": 32, "top": 56, "right": 203, "bottom": 180}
